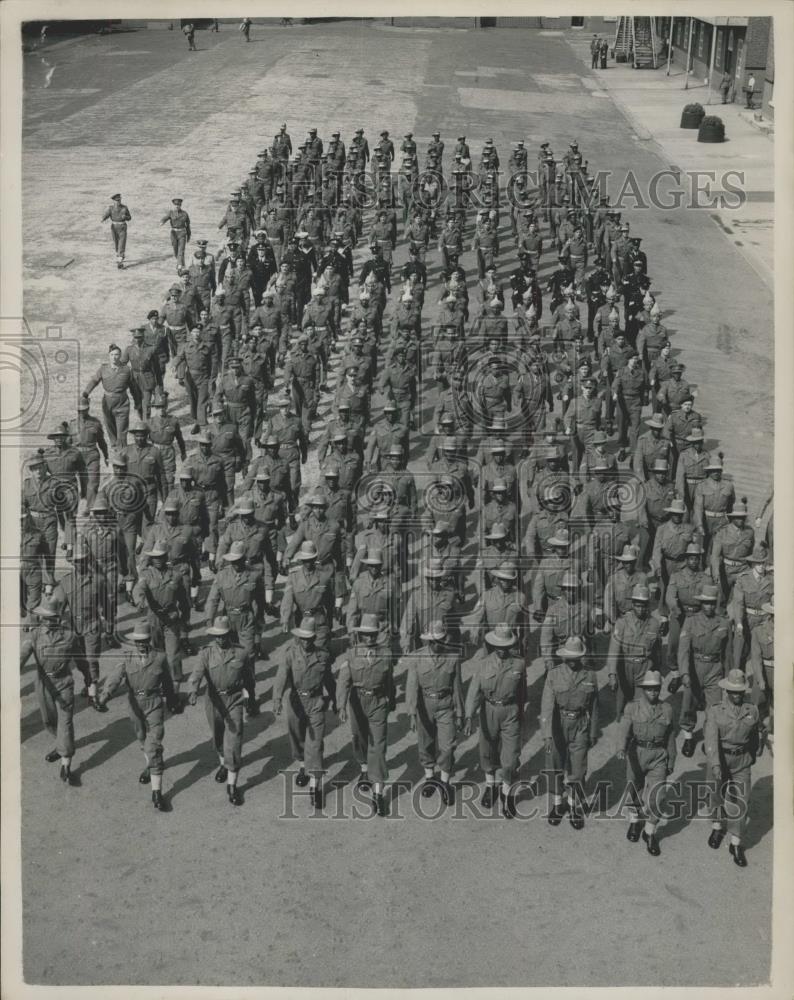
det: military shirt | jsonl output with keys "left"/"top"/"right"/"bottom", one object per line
{"left": 540, "top": 663, "right": 599, "bottom": 740}
{"left": 465, "top": 652, "right": 526, "bottom": 716}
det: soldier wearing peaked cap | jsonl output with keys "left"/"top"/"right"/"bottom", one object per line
{"left": 187, "top": 616, "right": 255, "bottom": 807}
{"left": 616, "top": 670, "right": 677, "bottom": 855}
{"left": 273, "top": 616, "right": 336, "bottom": 809}
{"left": 404, "top": 620, "right": 464, "bottom": 807}
{"left": 336, "top": 614, "right": 396, "bottom": 817}
{"left": 541, "top": 635, "right": 599, "bottom": 829}
{"left": 160, "top": 198, "right": 191, "bottom": 271}
{"left": 97, "top": 621, "right": 177, "bottom": 810}
{"left": 101, "top": 192, "right": 132, "bottom": 268}
{"left": 672, "top": 583, "right": 731, "bottom": 758}
{"left": 703, "top": 669, "right": 762, "bottom": 867}
{"left": 67, "top": 397, "right": 109, "bottom": 510}
{"left": 606, "top": 584, "right": 664, "bottom": 719}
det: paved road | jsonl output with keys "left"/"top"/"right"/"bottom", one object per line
{"left": 18, "top": 22, "right": 773, "bottom": 988}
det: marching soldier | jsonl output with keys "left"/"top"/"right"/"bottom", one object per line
{"left": 22, "top": 452, "right": 60, "bottom": 584}
{"left": 97, "top": 621, "right": 178, "bottom": 810}
{"left": 605, "top": 584, "right": 663, "bottom": 719}
{"left": 710, "top": 499, "right": 755, "bottom": 604}
{"left": 148, "top": 391, "right": 186, "bottom": 493}
{"left": 272, "top": 615, "right": 336, "bottom": 809}
{"left": 464, "top": 624, "right": 527, "bottom": 818}
{"left": 615, "top": 670, "right": 676, "bottom": 855}
{"left": 67, "top": 396, "right": 108, "bottom": 509}
{"left": 704, "top": 669, "right": 762, "bottom": 867}
{"left": 541, "top": 635, "right": 599, "bottom": 829}
{"left": 665, "top": 540, "right": 711, "bottom": 670}
{"left": 337, "top": 614, "right": 396, "bottom": 816}
{"left": 43, "top": 426, "right": 86, "bottom": 561}
{"left": 730, "top": 542, "right": 773, "bottom": 672}
{"left": 101, "top": 192, "right": 132, "bottom": 268}
{"left": 160, "top": 197, "right": 191, "bottom": 271}
{"left": 672, "top": 583, "right": 730, "bottom": 757}
{"left": 749, "top": 601, "right": 774, "bottom": 744}
{"left": 187, "top": 616, "right": 254, "bottom": 806}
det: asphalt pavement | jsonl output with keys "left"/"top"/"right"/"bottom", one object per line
{"left": 17, "top": 21, "right": 773, "bottom": 988}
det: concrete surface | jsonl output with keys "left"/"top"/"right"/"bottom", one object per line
{"left": 17, "top": 21, "right": 773, "bottom": 988}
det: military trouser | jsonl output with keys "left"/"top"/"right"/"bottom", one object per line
{"left": 711, "top": 757, "right": 752, "bottom": 838}
{"left": 204, "top": 692, "right": 245, "bottom": 770}
{"left": 615, "top": 656, "right": 653, "bottom": 719}
{"left": 72, "top": 627, "right": 103, "bottom": 686}
{"left": 154, "top": 444, "right": 177, "bottom": 495}
{"left": 204, "top": 499, "right": 221, "bottom": 554}
{"left": 227, "top": 610, "right": 258, "bottom": 701}
{"left": 117, "top": 522, "right": 141, "bottom": 583}
{"left": 667, "top": 606, "right": 699, "bottom": 668}
{"left": 20, "top": 562, "right": 43, "bottom": 618}
{"left": 185, "top": 371, "right": 210, "bottom": 427}
{"left": 625, "top": 743, "right": 669, "bottom": 822}
{"left": 476, "top": 248, "right": 496, "bottom": 280}
{"left": 170, "top": 230, "right": 187, "bottom": 269}
{"left": 548, "top": 710, "right": 590, "bottom": 797}
{"left": 27, "top": 513, "right": 57, "bottom": 584}
{"left": 102, "top": 391, "right": 130, "bottom": 449}
{"left": 616, "top": 397, "right": 643, "bottom": 451}
{"left": 569, "top": 255, "right": 586, "bottom": 287}
{"left": 128, "top": 694, "right": 165, "bottom": 774}
{"left": 348, "top": 688, "right": 389, "bottom": 783}
{"left": 282, "top": 451, "right": 302, "bottom": 512}
{"left": 715, "top": 558, "right": 745, "bottom": 607}
{"left": 148, "top": 616, "right": 185, "bottom": 683}
{"left": 77, "top": 451, "right": 102, "bottom": 509}
{"left": 131, "top": 375, "right": 155, "bottom": 420}
{"left": 680, "top": 655, "right": 724, "bottom": 732}
{"left": 733, "top": 614, "right": 769, "bottom": 672}
{"left": 477, "top": 700, "right": 520, "bottom": 784}
{"left": 111, "top": 221, "right": 127, "bottom": 261}
{"left": 286, "top": 689, "right": 326, "bottom": 772}
{"left": 751, "top": 661, "right": 774, "bottom": 733}
{"left": 36, "top": 670, "right": 75, "bottom": 758}
{"left": 416, "top": 691, "right": 457, "bottom": 773}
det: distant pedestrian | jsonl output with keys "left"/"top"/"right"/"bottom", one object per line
{"left": 599, "top": 38, "right": 609, "bottom": 69}
{"left": 240, "top": 17, "right": 252, "bottom": 41}
{"left": 211, "top": 19, "right": 219, "bottom": 32}
{"left": 101, "top": 193, "right": 132, "bottom": 269}
{"left": 719, "top": 72, "right": 732, "bottom": 104}
{"left": 183, "top": 22, "right": 196, "bottom": 51}
{"left": 744, "top": 73, "right": 756, "bottom": 109}
{"left": 160, "top": 197, "right": 191, "bottom": 272}
{"left": 590, "top": 35, "right": 600, "bottom": 69}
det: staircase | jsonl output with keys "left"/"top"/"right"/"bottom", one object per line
{"left": 613, "top": 16, "right": 658, "bottom": 69}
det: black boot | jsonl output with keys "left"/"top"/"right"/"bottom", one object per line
{"left": 439, "top": 780, "right": 454, "bottom": 806}
{"left": 311, "top": 785, "right": 324, "bottom": 809}
{"left": 500, "top": 789, "right": 517, "bottom": 819}
{"left": 227, "top": 785, "right": 243, "bottom": 806}
{"left": 626, "top": 821, "right": 643, "bottom": 842}
{"left": 480, "top": 784, "right": 497, "bottom": 809}
{"left": 60, "top": 764, "right": 74, "bottom": 785}
{"left": 295, "top": 768, "right": 310, "bottom": 787}
{"left": 681, "top": 735, "right": 697, "bottom": 758}
{"left": 421, "top": 778, "right": 437, "bottom": 798}
{"left": 356, "top": 771, "right": 371, "bottom": 792}
{"left": 729, "top": 842, "right": 748, "bottom": 867}
{"left": 139, "top": 768, "right": 151, "bottom": 785}
{"left": 548, "top": 800, "right": 569, "bottom": 826}
{"left": 708, "top": 828, "right": 725, "bottom": 850}
{"left": 246, "top": 696, "right": 260, "bottom": 718}
{"left": 569, "top": 802, "right": 585, "bottom": 830}
{"left": 215, "top": 765, "right": 228, "bottom": 783}
{"left": 45, "top": 749, "right": 60, "bottom": 763}
{"left": 373, "top": 791, "right": 388, "bottom": 817}
{"left": 152, "top": 790, "right": 165, "bottom": 811}
{"left": 642, "top": 830, "right": 661, "bottom": 856}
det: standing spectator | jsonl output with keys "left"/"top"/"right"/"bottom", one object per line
{"left": 240, "top": 17, "right": 252, "bottom": 41}
{"left": 744, "top": 73, "right": 756, "bottom": 109}
{"left": 600, "top": 37, "right": 609, "bottom": 69}
{"left": 719, "top": 71, "right": 733, "bottom": 104}
{"left": 183, "top": 22, "right": 196, "bottom": 51}
{"left": 590, "top": 35, "right": 600, "bottom": 69}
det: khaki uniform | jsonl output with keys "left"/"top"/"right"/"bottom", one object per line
{"left": 405, "top": 649, "right": 464, "bottom": 773}
{"left": 20, "top": 624, "right": 76, "bottom": 758}
{"left": 540, "top": 662, "right": 599, "bottom": 798}
{"left": 709, "top": 522, "right": 755, "bottom": 603}
{"left": 617, "top": 698, "right": 676, "bottom": 822}
{"left": 280, "top": 564, "right": 335, "bottom": 651}
{"left": 273, "top": 640, "right": 332, "bottom": 772}
{"left": 337, "top": 646, "right": 395, "bottom": 783}
{"left": 188, "top": 644, "right": 252, "bottom": 771}
{"left": 677, "top": 610, "right": 730, "bottom": 733}
{"left": 606, "top": 611, "right": 663, "bottom": 717}
{"left": 665, "top": 565, "right": 711, "bottom": 667}
{"left": 102, "top": 650, "right": 175, "bottom": 773}
{"left": 133, "top": 566, "right": 191, "bottom": 683}
{"left": 730, "top": 570, "right": 773, "bottom": 672}
{"left": 704, "top": 699, "right": 760, "bottom": 838}
{"left": 465, "top": 652, "right": 527, "bottom": 784}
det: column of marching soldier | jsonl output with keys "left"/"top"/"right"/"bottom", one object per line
{"left": 21, "top": 125, "right": 774, "bottom": 864}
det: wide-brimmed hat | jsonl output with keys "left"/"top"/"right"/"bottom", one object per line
{"left": 420, "top": 620, "right": 448, "bottom": 643}
{"left": 664, "top": 497, "right": 687, "bottom": 515}
{"left": 491, "top": 561, "right": 518, "bottom": 582}
{"left": 355, "top": 613, "right": 380, "bottom": 634}
{"left": 548, "top": 528, "right": 570, "bottom": 548}
{"left": 685, "top": 541, "right": 703, "bottom": 556}
{"left": 719, "top": 669, "right": 748, "bottom": 693}
{"left": 222, "top": 540, "right": 247, "bottom": 562}
{"left": 362, "top": 547, "right": 383, "bottom": 566}
{"left": 746, "top": 542, "right": 770, "bottom": 564}
{"left": 694, "top": 584, "right": 719, "bottom": 603}
{"left": 484, "top": 624, "right": 518, "bottom": 648}
{"left": 685, "top": 427, "right": 705, "bottom": 443}
{"left": 485, "top": 522, "right": 508, "bottom": 541}
{"left": 130, "top": 621, "right": 153, "bottom": 641}
{"left": 704, "top": 455, "right": 723, "bottom": 472}
{"left": 645, "top": 414, "right": 665, "bottom": 430}
{"left": 615, "top": 544, "right": 640, "bottom": 562}
{"left": 144, "top": 540, "right": 168, "bottom": 558}
{"left": 637, "top": 670, "right": 663, "bottom": 688}
{"left": 291, "top": 616, "right": 317, "bottom": 639}
{"left": 424, "top": 557, "right": 447, "bottom": 579}
{"left": 630, "top": 585, "right": 651, "bottom": 603}
{"left": 207, "top": 616, "right": 231, "bottom": 636}
{"left": 727, "top": 500, "right": 749, "bottom": 518}
{"left": 560, "top": 571, "right": 580, "bottom": 589}
{"left": 33, "top": 598, "right": 59, "bottom": 618}
{"left": 652, "top": 458, "right": 669, "bottom": 473}
{"left": 296, "top": 541, "right": 319, "bottom": 561}
{"left": 556, "top": 635, "right": 587, "bottom": 659}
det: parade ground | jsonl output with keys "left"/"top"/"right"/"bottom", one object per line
{"left": 17, "top": 19, "right": 774, "bottom": 988}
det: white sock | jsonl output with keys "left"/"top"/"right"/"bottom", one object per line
{"left": 424, "top": 767, "right": 434, "bottom": 780}
{"left": 88, "top": 682, "right": 97, "bottom": 697}
{"left": 628, "top": 809, "right": 640, "bottom": 822}
{"left": 151, "top": 773, "right": 162, "bottom": 791}
{"left": 373, "top": 781, "right": 382, "bottom": 794}
{"left": 485, "top": 773, "right": 496, "bottom": 785}
{"left": 60, "top": 756, "right": 71, "bottom": 768}
{"left": 298, "top": 761, "right": 305, "bottom": 771}
{"left": 712, "top": 822, "right": 723, "bottom": 831}
{"left": 440, "top": 770, "right": 450, "bottom": 783}
{"left": 309, "top": 776, "right": 317, "bottom": 789}
{"left": 730, "top": 835, "right": 741, "bottom": 846}
{"left": 227, "top": 770, "right": 238, "bottom": 787}
{"left": 218, "top": 755, "right": 225, "bottom": 766}
{"left": 501, "top": 781, "right": 511, "bottom": 796}
{"left": 265, "top": 589, "right": 274, "bottom": 604}
{"left": 644, "top": 821, "right": 656, "bottom": 835}
{"left": 360, "top": 764, "right": 368, "bottom": 774}
{"left": 190, "top": 586, "right": 198, "bottom": 599}
{"left": 553, "top": 794, "right": 563, "bottom": 805}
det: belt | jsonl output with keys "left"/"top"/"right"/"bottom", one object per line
{"left": 559, "top": 708, "right": 584, "bottom": 718}
{"left": 356, "top": 686, "right": 384, "bottom": 697}
{"left": 704, "top": 509, "right": 726, "bottom": 517}
{"left": 222, "top": 685, "right": 243, "bottom": 696}
{"left": 228, "top": 606, "right": 250, "bottom": 615}
{"left": 722, "top": 743, "right": 750, "bottom": 755}
{"left": 76, "top": 443, "right": 98, "bottom": 450}
{"left": 625, "top": 655, "right": 649, "bottom": 663}
{"left": 423, "top": 689, "right": 451, "bottom": 699}
{"left": 168, "top": 324, "right": 187, "bottom": 332}
{"left": 682, "top": 604, "right": 699, "bottom": 613}
{"left": 171, "top": 228, "right": 188, "bottom": 233}
{"left": 263, "top": 328, "right": 278, "bottom": 333}
{"left": 485, "top": 696, "right": 516, "bottom": 706}
{"left": 746, "top": 607, "right": 766, "bottom": 617}
{"left": 28, "top": 509, "right": 51, "bottom": 518}
{"left": 633, "top": 738, "right": 666, "bottom": 749}
{"left": 762, "top": 658, "right": 774, "bottom": 667}
{"left": 723, "top": 557, "right": 744, "bottom": 567}
{"left": 694, "top": 653, "right": 721, "bottom": 662}
{"left": 135, "top": 688, "right": 161, "bottom": 697}
{"left": 685, "top": 474, "right": 705, "bottom": 482}
{"left": 297, "top": 687, "right": 323, "bottom": 698}
{"left": 111, "top": 220, "right": 127, "bottom": 225}
{"left": 314, "top": 326, "right": 328, "bottom": 332}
